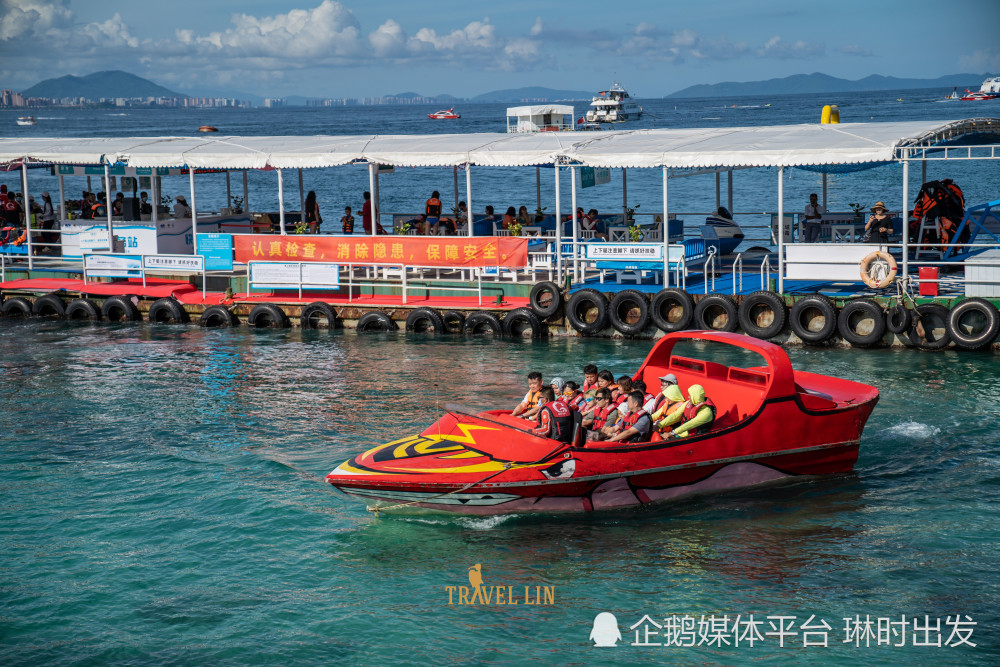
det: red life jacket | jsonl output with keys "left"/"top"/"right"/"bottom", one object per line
{"left": 581, "top": 380, "right": 597, "bottom": 392}
{"left": 619, "top": 409, "right": 650, "bottom": 443}
{"left": 592, "top": 405, "right": 614, "bottom": 430}
{"left": 565, "top": 393, "right": 586, "bottom": 411}
{"left": 537, "top": 401, "right": 574, "bottom": 443}
{"left": 681, "top": 398, "right": 717, "bottom": 436}
{"left": 643, "top": 392, "right": 655, "bottom": 407}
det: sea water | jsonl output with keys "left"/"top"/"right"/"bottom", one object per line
{"left": 1, "top": 320, "right": 998, "bottom": 664}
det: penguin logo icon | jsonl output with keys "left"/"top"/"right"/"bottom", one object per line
{"left": 589, "top": 612, "right": 621, "bottom": 647}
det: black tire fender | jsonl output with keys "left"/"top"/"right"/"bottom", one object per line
{"left": 300, "top": 302, "right": 341, "bottom": 329}
{"left": 65, "top": 298, "right": 102, "bottom": 321}
{"left": 405, "top": 307, "right": 445, "bottom": 333}
{"left": 32, "top": 294, "right": 66, "bottom": 318}
{"left": 608, "top": 289, "right": 650, "bottom": 336}
{"left": 529, "top": 281, "right": 562, "bottom": 318}
{"left": 837, "top": 298, "right": 886, "bottom": 347}
{"left": 148, "top": 297, "right": 190, "bottom": 324}
{"left": 650, "top": 288, "right": 694, "bottom": 332}
{"left": 947, "top": 298, "right": 999, "bottom": 350}
{"left": 248, "top": 303, "right": 290, "bottom": 329}
{"left": 693, "top": 294, "right": 738, "bottom": 332}
{"left": 101, "top": 295, "right": 141, "bottom": 322}
{"left": 908, "top": 303, "right": 951, "bottom": 350}
{"left": 463, "top": 312, "right": 503, "bottom": 337}
{"left": 441, "top": 310, "right": 465, "bottom": 334}
{"left": 789, "top": 294, "right": 838, "bottom": 343}
{"left": 200, "top": 305, "right": 239, "bottom": 328}
{"left": 886, "top": 303, "right": 911, "bottom": 335}
{"left": 566, "top": 288, "right": 609, "bottom": 335}
{"left": 503, "top": 307, "right": 545, "bottom": 338}
{"left": 1, "top": 296, "right": 32, "bottom": 318}
{"left": 356, "top": 311, "right": 397, "bottom": 332}
{"left": 737, "top": 291, "right": 787, "bottom": 339}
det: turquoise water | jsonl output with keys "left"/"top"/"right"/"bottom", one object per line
{"left": 1, "top": 319, "right": 998, "bottom": 664}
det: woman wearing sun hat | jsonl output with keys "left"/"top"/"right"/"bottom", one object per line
{"left": 864, "top": 201, "right": 892, "bottom": 244}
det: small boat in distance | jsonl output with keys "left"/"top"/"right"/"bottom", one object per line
{"left": 585, "top": 81, "right": 642, "bottom": 123}
{"left": 946, "top": 87, "right": 960, "bottom": 100}
{"left": 960, "top": 90, "right": 999, "bottom": 101}
{"left": 428, "top": 108, "right": 460, "bottom": 119}
{"left": 198, "top": 125, "right": 219, "bottom": 132}
{"left": 16, "top": 116, "right": 35, "bottom": 126}
{"left": 961, "top": 77, "right": 1000, "bottom": 101}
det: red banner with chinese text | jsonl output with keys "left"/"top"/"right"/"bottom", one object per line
{"left": 233, "top": 235, "right": 529, "bottom": 268}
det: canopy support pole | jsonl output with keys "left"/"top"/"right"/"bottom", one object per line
{"left": 152, "top": 175, "right": 159, "bottom": 225}
{"left": 822, "top": 172, "right": 828, "bottom": 210}
{"left": 298, "top": 168, "right": 305, "bottom": 226}
{"left": 23, "top": 161, "right": 33, "bottom": 268}
{"left": 189, "top": 167, "right": 199, "bottom": 253}
{"left": 622, "top": 168, "right": 628, "bottom": 223}
{"left": 662, "top": 167, "right": 669, "bottom": 289}
{"left": 715, "top": 172, "right": 721, "bottom": 211}
{"left": 57, "top": 172, "right": 65, "bottom": 227}
{"left": 277, "top": 168, "right": 286, "bottom": 235}
{"left": 727, "top": 170, "right": 733, "bottom": 213}
{"left": 778, "top": 167, "right": 785, "bottom": 294}
{"left": 921, "top": 159, "right": 926, "bottom": 186}
{"left": 225, "top": 171, "right": 231, "bottom": 211}
{"left": 368, "top": 163, "right": 376, "bottom": 237}
{"left": 554, "top": 163, "right": 562, "bottom": 284}
{"left": 242, "top": 170, "right": 249, "bottom": 214}
{"left": 453, "top": 166, "right": 459, "bottom": 215}
{"left": 375, "top": 168, "right": 381, "bottom": 234}
{"left": 571, "top": 166, "right": 579, "bottom": 284}
{"left": 536, "top": 167, "right": 541, "bottom": 213}
{"left": 902, "top": 157, "right": 910, "bottom": 282}
{"left": 103, "top": 163, "right": 113, "bottom": 253}
{"left": 465, "top": 164, "right": 473, "bottom": 238}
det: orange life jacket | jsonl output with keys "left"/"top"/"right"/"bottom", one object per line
{"left": 425, "top": 197, "right": 442, "bottom": 218}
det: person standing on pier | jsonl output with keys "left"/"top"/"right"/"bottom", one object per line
{"left": 803, "top": 193, "right": 824, "bottom": 243}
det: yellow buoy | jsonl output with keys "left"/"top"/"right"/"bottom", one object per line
{"left": 820, "top": 105, "right": 840, "bottom": 124}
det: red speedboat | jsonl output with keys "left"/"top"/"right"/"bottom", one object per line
{"left": 428, "top": 108, "right": 460, "bottom": 119}
{"left": 326, "top": 331, "right": 879, "bottom": 514}
{"left": 960, "top": 90, "right": 998, "bottom": 101}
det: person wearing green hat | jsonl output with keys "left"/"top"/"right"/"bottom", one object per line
{"left": 652, "top": 384, "right": 686, "bottom": 432}
{"left": 657, "top": 384, "right": 716, "bottom": 438}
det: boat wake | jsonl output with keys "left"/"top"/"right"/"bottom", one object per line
{"left": 884, "top": 421, "right": 941, "bottom": 438}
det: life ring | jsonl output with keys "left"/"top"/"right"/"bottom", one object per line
{"left": 737, "top": 291, "right": 787, "bottom": 339}
{"left": 566, "top": 289, "right": 609, "bottom": 335}
{"left": 405, "top": 307, "right": 445, "bottom": 333}
{"left": 148, "top": 297, "right": 190, "bottom": 324}
{"left": 529, "top": 281, "right": 563, "bottom": 319}
{"left": 947, "top": 298, "right": 1000, "bottom": 350}
{"left": 65, "top": 298, "right": 102, "bottom": 321}
{"left": 200, "top": 305, "right": 239, "bottom": 328}
{"left": 650, "top": 288, "right": 693, "bottom": 332}
{"left": 859, "top": 251, "right": 897, "bottom": 289}
{"left": 837, "top": 298, "right": 886, "bottom": 347}
{"left": 608, "top": 289, "right": 650, "bottom": 336}
{"left": 463, "top": 311, "right": 503, "bottom": 337}
{"left": 503, "top": 308, "right": 545, "bottom": 338}
{"left": 693, "top": 294, "right": 738, "bottom": 332}
{"left": 300, "top": 302, "right": 340, "bottom": 329}
{"left": 248, "top": 303, "right": 290, "bottom": 328}
{"left": 101, "top": 295, "right": 141, "bottom": 322}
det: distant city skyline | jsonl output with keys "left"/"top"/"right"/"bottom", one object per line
{"left": 1, "top": 0, "right": 998, "bottom": 99}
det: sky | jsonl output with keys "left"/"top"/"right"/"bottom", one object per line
{"left": 1, "top": 0, "right": 998, "bottom": 98}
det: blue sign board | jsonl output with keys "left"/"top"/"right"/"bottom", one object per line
{"left": 197, "top": 233, "right": 234, "bottom": 271}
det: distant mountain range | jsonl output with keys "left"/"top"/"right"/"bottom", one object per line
{"left": 668, "top": 72, "right": 993, "bottom": 98}
{"left": 22, "top": 70, "right": 183, "bottom": 99}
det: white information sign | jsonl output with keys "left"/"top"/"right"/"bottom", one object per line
{"left": 585, "top": 243, "right": 664, "bottom": 261}
{"left": 250, "top": 262, "right": 341, "bottom": 289}
{"left": 84, "top": 253, "right": 142, "bottom": 278}
{"left": 79, "top": 230, "right": 110, "bottom": 251}
{"left": 144, "top": 255, "right": 205, "bottom": 272}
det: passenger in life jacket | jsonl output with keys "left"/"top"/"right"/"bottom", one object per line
{"left": 533, "top": 387, "right": 576, "bottom": 443}
{"left": 425, "top": 190, "right": 443, "bottom": 232}
{"left": 605, "top": 391, "right": 653, "bottom": 444}
{"left": 582, "top": 388, "right": 618, "bottom": 440}
{"left": 612, "top": 376, "right": 633, "bottom": 412}
{"left": 651, "top": 384, "right": 686, "bottom": 431}
{"left": 561, "top": 381, "right": 586, "bottom": 411}
{"left": 650, "top": 374, "right": 679, "bottom": 415}
{"left": 659, "top": 384, "right": 717, "bottom": 438}
{"left": 580, "top": 364, "right": 599, "bottom": 394}
{"left": 550, "top": 377, "right": 566, "bottom": 398}
{"left": 512, "top": 371, "right": 544, "bottom": 418}
{"left": 632, "top": 380, "right": 657, "bottom": 414}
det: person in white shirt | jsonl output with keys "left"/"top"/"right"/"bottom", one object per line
{"left": 174, "top": 195, "right": 192, "bottom": 219}
{"left": 803, "top": 193, "right": 824, "bottom": 243}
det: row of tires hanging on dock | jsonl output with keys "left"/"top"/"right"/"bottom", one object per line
{"left": 537, "top": 280, "right": 1000, "bottom": 350}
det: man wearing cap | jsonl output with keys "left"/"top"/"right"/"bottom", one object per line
{"left": 864, "top": 201, "right": 892, "bottom": 244}
{"left": 803, "top": 193, "right": 824, "bottom": 243}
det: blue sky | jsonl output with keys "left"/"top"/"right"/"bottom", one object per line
{"left": 1, "top": 0, "right": 998, "bottom": 97}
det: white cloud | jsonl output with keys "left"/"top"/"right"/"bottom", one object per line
{"left": 958, "top": 48, "right": 1000, "bottom": 71}
{"left": 530, "top": 17, "right": 543, "bottom": 37}
{"left": 758, "top": 35, "right": 824, "bottom": 59}
{"left": 840, "top": 44, "right": 873, "bottom": 57}
{"left": 0, "top": 0, "right": 72, "bottom": 40}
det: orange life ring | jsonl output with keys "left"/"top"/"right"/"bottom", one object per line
{"left": 859, "top": 251, "right": 897, "bottom": 289}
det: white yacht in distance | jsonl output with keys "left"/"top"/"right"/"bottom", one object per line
{"left": 585, "top": 81, "right": 643, "bottom": 123}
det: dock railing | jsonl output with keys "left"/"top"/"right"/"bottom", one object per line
{"left": 82, "top": 253, "right": 207, "bottom": 299}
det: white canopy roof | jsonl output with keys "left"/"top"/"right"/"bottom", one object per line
{"left": 1, "top": 118, "right": 996, "bottom": 170}
{"left": 506, "top": 105, "right": 575, "bottom": 117}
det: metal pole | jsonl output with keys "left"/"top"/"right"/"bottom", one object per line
{"left": 374, "top": 167, "right": 381, "bottom": 234}
{"left": 921, "top": 159, "right": 926, "bottom": 186}
{"left": 152, "top": 174, "right": 159, "bottom": 225}
{"left": 368, "top": 163, "right": 376, "bottom": 237}
{"left": 225, "top": 171, "right": 231, "bottom": 211}
{"left": 104, "top": 163, "right": 113, "bottom": 251}
{"left": 715, "top": 171, "right": 721, "bottom": 211}
{"left": 22, "top": 161, "right": 33, "bottom": 268}
{"left": 662, "top": 166, "right": 669, "bottom": 289}
{"left": 571, "top": 166, "right": 579, "bottom": 284}
{"left": 242, "top": 170, "right": 249, "bottom": 214}
{"left": 452, "top": 166, "right": 459, "bottom": 216}
{"left": 902, "top": 158, "right": 910, "bottom": 282}
{"left": 727, "top": 170, "right": 733, "bottom": 212}
{"left": 535, "top": 166, "right": 541, "bottom": 213}
{"left": 298, "top": 168, "right": 305, "bottom": 228}
{"left": 57, "top": 171, "right": 65, "bottom": 229}
{"left": 822, "top": 172, "right": 828, "bottom": 209}
{"left": 277, "top": 168, "right": 286, "bottom": 235}
{"left": 554, "top": 163, "right": 562, "bottom": 284}
{"left": 622, "top": 168, "right": 628, "bottom": 223}
{"left": 465, "top": 164, "right": 473, "bottom": 238}
{"left": 189, "top": 167, "right": 199, "bottom": 254}
{"left": 778, "top": 167, "right": 784, "bottom": 294}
